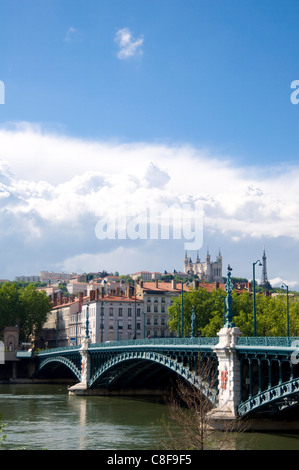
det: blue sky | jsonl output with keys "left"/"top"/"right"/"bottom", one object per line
{"left": 0, "top": 0, "right": 299, "bottom": 289}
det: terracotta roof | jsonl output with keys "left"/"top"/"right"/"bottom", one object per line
{"left": 140, "top": 281, "right": 190, "bottom": 293}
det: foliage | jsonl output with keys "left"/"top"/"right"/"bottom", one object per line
{"left": 0, "top": 282, "right": 52, "bottom": 342}
{"left": 168, "top": 288, "right": 299, "bottom": 337}
{"left": 168, "top": 288, "right": 226, "bottom": 337}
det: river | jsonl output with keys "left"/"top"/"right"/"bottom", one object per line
{"left": 0, "top": 384, "right": 299, "bottom": 450}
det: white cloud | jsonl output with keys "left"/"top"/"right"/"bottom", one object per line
{"left": 64, "top": 27, "right": 80, "bottom": 43}
{"left": 0, "top": 122, "right": 299, "bottom": 283}
{"left": 114, "top": 28, "right": 144, "bottom": 59}
{"left": 269, "top": 277, "right": 298, "bottom": 289}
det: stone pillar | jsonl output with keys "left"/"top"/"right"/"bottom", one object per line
{"left": 212, "top": 326, "right": 242, "bottom": 418}
{"left": 68, "top": 337, "right": 91, "bottom": 395}
{"left": 80, "top": 337, "right": 91, "bottom": 388}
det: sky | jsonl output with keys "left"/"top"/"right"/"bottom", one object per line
{"left": 0, "top": 0, "right": 299, "bottom": 289}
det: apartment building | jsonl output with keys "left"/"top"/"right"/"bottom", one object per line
{"left": 41, "top": 293, "right": 82, "bottom": 348}
{"left": 135, "top": 280, "right": 190, "bottom": 338}
{"left": 81, "top": 287, "right": 145, "bottom": 342}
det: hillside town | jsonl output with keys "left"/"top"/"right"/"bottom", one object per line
{"left": 12, "top": 250, "right": 257, "bottom": 349}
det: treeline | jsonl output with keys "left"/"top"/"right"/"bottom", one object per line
{"left": 0, "top": 282, "right": 52, "bottom": 343}
{"left": 168, "top": 288, "right": 299, "bottom": 337}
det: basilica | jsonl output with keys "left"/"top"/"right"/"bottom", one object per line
{"left": 184, "top": 249, "right": 223, "bottom": 283}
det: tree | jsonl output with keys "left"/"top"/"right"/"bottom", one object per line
{"left": 0, "top": 282, "right": 23, "bottom": 333}
{"left": 168, "top": 288, "right": 226, "bottom": 337}
{"left": 159, "top": 357, "right": 243, "bottom": 450}
{"left": 0, "top": 282, "right": 52, "bottom": 343}
{"left": 19, "top": 284, "right": 52, "bottom": 342}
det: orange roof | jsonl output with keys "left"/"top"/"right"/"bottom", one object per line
{"left": 140, "top": 281, "right": 190, "bottom": 293}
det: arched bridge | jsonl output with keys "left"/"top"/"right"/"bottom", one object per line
{"left": 36, "top": 337, "right": 219, "bottom": 403}
{"left": 35, "top": 335, "right": 299, "bottom": 419}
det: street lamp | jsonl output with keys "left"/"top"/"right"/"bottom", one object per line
{"left": 181, "top": 281, "right": 189, "bottom": 337}
{"left": 191, "top": 306, "right": 196, "bottom": 338}
{"left": 281, "top": 283, "right": 289, "bottom": 337}
{"left": 253, "top": 259, "right": 262, "bottom": 336}
{"left": 141, "top": 311, "right": 146, "bottom": 339}
{"left": 85, "top": 305, "right": 90, "bottom": 339}
{"left": 114, "top": 319, "right": 119, "bottom": 342}
{"left": 100, "top": 301, "right": 104, "bottom": 343}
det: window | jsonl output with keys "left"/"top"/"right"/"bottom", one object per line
{"left": 128, "top": 308, "right": 132, "bottom": 317}
{"left": 109, "top": 308, "right": 113, "bottom": 316}
{"left": 147, "top": 306, "right": 151, "bottom": 313}
{"left": 118, "top": 308, "right": 122, "bottom": 316}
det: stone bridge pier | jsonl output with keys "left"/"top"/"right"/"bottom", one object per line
{"left": 211, "top": 326, "right": 242, "bottom": 423}
{"left": 69, "top": 337, "right": 90, "bottom": 394}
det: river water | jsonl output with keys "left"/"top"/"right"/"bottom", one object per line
{"left": 0, "top": 384, "right": 299, "bottom": 450}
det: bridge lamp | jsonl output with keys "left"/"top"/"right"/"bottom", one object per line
{"left": 85, "top": 305, "right": 90, "bottom": 339}
{"left": 114, "top": 319, "right": 119, "bottom": 342}
{"left": 191, "top": 306, "right": 196, "bottom": 338}
{"left": 181, "top": 281, "right": 189, "bottom": 338}
{"left": 177, "top": 303, "right": 181, "bottom": 338}
{"left": 141, "top": 312, "right": 146, "bottom": 339}
{"left": 281, "top": 283, "right": 289, "bottom": 338}
{"left": 253, "top": 260, "right": 262, "bottom": 336}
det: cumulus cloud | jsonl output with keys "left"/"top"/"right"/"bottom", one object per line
{"left": 0, "top": 122, "right": 299, "bottom": 284}
{"left": 114, "top": 28, "right": 144, "bottom": 59}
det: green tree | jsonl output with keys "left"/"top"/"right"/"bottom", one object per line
{"left": 0, "top": 282, "right": 52, "bottom": 343}
{"left": 19, "top": 284, "right": 52, "bottom": 342}
{"left": 0, "top": 282, "right": 23, "bottom": 333}
{"left": 168, "top": 288, "right": 226, "bottom": 337}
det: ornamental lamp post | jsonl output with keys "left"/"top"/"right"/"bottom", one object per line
{"left": 253, "top": 259, "right": 262, "bottom": 336}
{"left": 177, "top": 304, "right": 181, "bottom": 338}
{"left": 114, "top": 319, "right": 119, "bottom": 342}
{"left": 100, "top": 301, "right": 104, "bottom": 343}
{"left": 191, "top": 306, "right": 196, "bottom": 338}
{"left": 181, "top": 281, "right": 189, "bottom": 338}
{"left": 281, "top": 283, "right": 289, "bottom": 338}
{"left": 85, "top": 305, "right": 90, "bottom": 339}
{"left": 224, "top": 265, "right": 234, "bottom": 327}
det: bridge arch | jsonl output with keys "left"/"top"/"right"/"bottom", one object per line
{"left": 37, "top": 356, "right": 82, "bottom": 382}
{"left": 88, "top": 350, "right": 218, "bottom": 404}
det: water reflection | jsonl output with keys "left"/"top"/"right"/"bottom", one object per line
{"left": 0, "top": 384, "right": 169, "bottom": 450}
{"left": 0, "top": 384, "right": 299, "bottom": 450}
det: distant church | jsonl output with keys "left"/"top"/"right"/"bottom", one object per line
{"left": 184, "top": 249, "right": 223, "bottom": 283}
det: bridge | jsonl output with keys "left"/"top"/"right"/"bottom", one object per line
{"left": 35, "top": 331, "right": 299, "bottom": 424}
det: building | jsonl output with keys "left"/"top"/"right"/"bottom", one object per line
{"left": 135, "top": 280, "right": 190, "bottom": 338}
{"left": 41, "top": 293, "right": 82, "bottom": 348}
{"left": 184, "top": 249, "right": 223, "bottom": 283}
{"left": 15, "top": 275, "right": 41, "bottom": 283}
{"left": 67, "top": 281, "right": 88, "bottom": 295}
{"left": 131, "top": 271, "right": 162, "bottom": 281}
{"left": 81, "top": 286, "right": 145, "bottom": 342}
